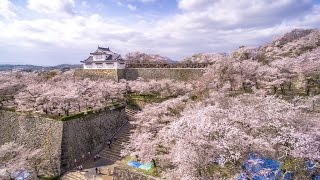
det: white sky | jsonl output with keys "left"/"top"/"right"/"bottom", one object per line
{"left": 0, "top": 0, "right": 320, "bottom": 65}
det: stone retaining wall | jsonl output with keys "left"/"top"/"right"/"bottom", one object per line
{"left": 60, "top": 107, "right": 127, "bottom": 172}
{"left": 74, "top": 69, "right": 118, "bottom": 80}
{"left": 0, "top": 111, "right": 63, "bottom": 176}
{"left": 122, "top": 68, "right": 206, "bottom": 81}
{"left": 0, "top": 107, "right": 127, "bottom": 176}
{"left": 75, "top": 68, "right": 206, "bottom": 82}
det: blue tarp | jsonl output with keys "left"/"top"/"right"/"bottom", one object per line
{"left": 138, "top": 162, "right": 154, "bottom": 171}
{"left": 306, "top": 161, "right": 320, "bottom": 180}
{"left": 236, "top": 172, "right": 250, "bottom": 180}
{"left": 127, "top": 160, "right": 154, "bottom": 171}
{"left": 12, "top": 170, "right": 30, "bottom": 180}
{"left": 242, "top": 153, "right": 282, "bottom": 180}
{"left": 237, "top": 154, "right": 320, "bottom": 180}
{"left": 128, "top": 161, "right": 142, "bottom": 168}
{"left": 283, "top": 172, "right": 293, "bottom": 180}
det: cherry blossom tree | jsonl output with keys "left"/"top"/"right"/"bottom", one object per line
{"left": 0, "top": 142, "right": 43, "bottom": 179}
{"left": 127, "top": 78, "right": 194, "bottom": 97}
{"left": 123, "top": 92, "right": 320, "bottom": 179}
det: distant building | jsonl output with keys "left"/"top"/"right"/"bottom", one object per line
{"left": 81, "top": 46, "right": 126, "bottom": 69}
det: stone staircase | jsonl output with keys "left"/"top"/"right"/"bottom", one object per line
{"left": 98, "top": 123, "right": 133, "bottom": 162}
{"left": 125, "top": 107, "right": 139, "bottom": 121}
{"left": 61, "top": 171, "right": 87, "bottom": 180}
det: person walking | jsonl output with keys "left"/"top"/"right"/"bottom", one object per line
{"left": 107, "top": 139, "right": 112, "bottom": 149}
{"left": 95, "top": 167, "right": 98, "bottom": 174}
{"left": 152, "top": 158, "right": 157, "bottom": 168}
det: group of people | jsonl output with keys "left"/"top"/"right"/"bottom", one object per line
{"left": 95, "top": 167, "right": 112, "bottom": 176}
{"left": 76, "top": 164, "right": 83, "bottom": 171}
{"left": 93, "top": 154, "right": 101, "bottom": 161}
{"left": 95, "top": 167, "right": 101, "bottom": 174}
{"left": 107, "top": 139, "right": 112, "bottom": 149}
{"left": 75, "top": 140, "right": 114, "bottom": 176}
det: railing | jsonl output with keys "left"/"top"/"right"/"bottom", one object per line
{"left": 125, "top": 63, "right": 213, "bottom": 68}
{"left": 109, "top": 118, "right": 129, "bottom": 141}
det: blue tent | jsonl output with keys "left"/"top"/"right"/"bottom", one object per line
{"left": 238, "top": 153, "right": 281, "bottom": 180}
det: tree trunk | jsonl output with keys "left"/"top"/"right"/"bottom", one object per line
{"left": 312, "top": 100, "right": 315, "bottom": 112}
{"left": 242, "top": 82, "right": 246, "bottom": 92}
{"left": 280, "top": 84, "right": 285, "bottom": 95}
{"left": 288, "top": 82, "right": 292, "bottom": 91}
{"left": 65, "top": 109, "right": 69, "bottom": 116}
{"left": 273, "top": 86, "right": 277, "bottom": 94}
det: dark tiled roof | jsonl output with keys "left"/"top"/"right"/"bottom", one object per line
{"left": 91, "top": 61, "right": 115, "bottom": 64}
{"left": 81, "top": 56, "right": 93, "bottom": 63}
{"left": 81, "top": 46, "right": 126, "bottom": 63}
{"left": 98, "top": 46, "right": 111, "bottom": 51}
{"left": 90, "top": 52, "right": 107, "bottom": 55}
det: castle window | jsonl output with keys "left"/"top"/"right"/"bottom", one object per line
{"left": 96, "top": 63, "right": 103, "bottom": 68}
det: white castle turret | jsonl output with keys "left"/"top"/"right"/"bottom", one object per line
{"left": 81, "top": 46, "right": 126, "bottom": 69}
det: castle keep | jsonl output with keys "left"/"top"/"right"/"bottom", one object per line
{"left": 81, "top": 46, "right": 126, "bottom": 69}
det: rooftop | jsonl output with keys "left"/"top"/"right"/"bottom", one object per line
{"left": 81, "top": 46, "right": 125, "bottom": 63}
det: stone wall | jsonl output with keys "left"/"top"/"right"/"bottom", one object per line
{"left": 60, "top": 107, "right": 127, "bottom": 172}
{"left": 0, "top": 107, "right": 127, "bottom": 176}
{"left": 75, "top": 68, "right": 206, "bottom": 82}
{"left": 121, "top": 68, "right": 206, "bottom": 81}
{"left": 0, "top": 111, "right": 63, "bottom": 175}
{"left": 74, "top": 69, "right": 118, "bottom": 80}
{"left": 113, "top": 166, "right": 159, "bottom": 180}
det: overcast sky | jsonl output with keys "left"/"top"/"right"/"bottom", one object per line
{"left": 0, "top": 0, "right": 320, "bottom": 65}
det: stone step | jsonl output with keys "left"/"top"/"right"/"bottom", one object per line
{"left": 116, "top": 132, "right": 131, "bottom": 136}
{"left": 100, "top": 149, "right": 123, "bottom": 155}
{"left": 61, "top": 172, "right": 86, "bottom": 180}
{"left": 109, "top": 143, "right": 127, "bottom": 148}
{"left": 112, "top": 143, "right": 129, "bottom": 147}
{"left": 62, "top": 172, "right": 85, "bottom": 179}
{"left": 115, "top": 134, "right": 131, "bottom": 138}
{"left": 114, "top": 133, "right": 131, "bottom": 138}
{"left": 100, "top": 156, "right": 122, "bottom": 162}
{"left": 103, "top": 147, "right": 123, "bottom": 153}
{"left": 106, "top": 143, "right": 126, "bottom": 148}
{"left": 100, "top": 152, "right": 122, "bottom": 159}
{"left": 100, "top": 154, "right": 122, "bottom": 161}
{"left": 113, "top": 137, "right": 130, "bottom": 142}
{"left": 102, "top": 149, "right": 123, "bottom": 154}
{"left": 112, "top": 138, "right": 129, "bottom": 143}
{"left": 112, "top": 141, "right": 129, "bottom": 145}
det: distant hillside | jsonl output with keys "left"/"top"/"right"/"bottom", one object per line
{"left": 181, "top": 29, "right": 320, "bottom": 64}
{"left": 231, "top": 29, "right": 320, "bottom": 62}
{"left": 259, "top": 29, "right": 320, "bottom": 61}
{"left": 0, "top": 64, "right": 82, "bottom": 71}
{"left": 125, "top": 51, "right": 177, "bottom": 64}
